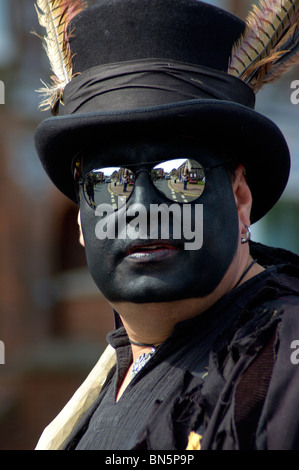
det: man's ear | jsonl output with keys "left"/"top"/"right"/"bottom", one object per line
{"left": 232, "top": 164, "right": 252, "bottom": 229}
{"left": 77, "top": 210, "right": 85, "bottom": 247}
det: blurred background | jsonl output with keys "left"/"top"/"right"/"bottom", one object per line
{"left": 0, "top": 0, "right": 298, "bottom": 450}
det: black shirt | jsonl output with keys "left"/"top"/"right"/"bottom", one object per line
{"left": 69, "top": 258, "right": 299, "bottom": 450}
{"left": 61, "top": 242, "right": 299, "bottom": 450}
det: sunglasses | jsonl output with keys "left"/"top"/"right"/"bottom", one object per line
{"left": 75, "top": 157, "right": 225, "bottom": 210}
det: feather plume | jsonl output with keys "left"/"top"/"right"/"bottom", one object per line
{"left": 228, "top": 0, "right": 299, "bottom": 92}
{"left": 35, "top": 0, "right": 87, "bottom": 113}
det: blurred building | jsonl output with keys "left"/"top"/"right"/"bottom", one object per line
{"left": 0, "top": 0, "right": 298, "bottom": 450}
{"left": 0, "top": 0, "right": 113, "bottom": 449}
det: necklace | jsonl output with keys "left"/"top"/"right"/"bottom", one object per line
{"left": 234, "top": 259, "right": 257, "bottom": 288}
{"left": 129, "top": 338, "right": 157, "bottom": 347}
{"left": 130, "top": 347, "right": 156, "bottom": 379}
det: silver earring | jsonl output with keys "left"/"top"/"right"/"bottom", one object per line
{"left": 241, "top": 224, "right": 251, "bottom": 244}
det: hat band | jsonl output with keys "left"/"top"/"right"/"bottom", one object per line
{"left": 60, "top": 59, "right": 255, "bottom": 115}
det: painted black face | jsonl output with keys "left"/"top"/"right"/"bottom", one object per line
{"left": 78, "top": 138, "right": 239, "bottom": 303}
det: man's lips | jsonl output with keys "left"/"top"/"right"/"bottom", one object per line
{"left": 125, "top": 240, "right": 181, "bottom": 261}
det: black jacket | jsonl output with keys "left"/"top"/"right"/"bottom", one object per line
{"left": 64, "top": 242, "right": 299, "bottom": 450}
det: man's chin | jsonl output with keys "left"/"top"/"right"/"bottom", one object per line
{"left": 98, "top": 280, "right": 208, "bottom": 304}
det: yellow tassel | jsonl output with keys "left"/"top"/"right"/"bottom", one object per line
{"left": 186, "top": 431, "right": 202, "bottom": 450}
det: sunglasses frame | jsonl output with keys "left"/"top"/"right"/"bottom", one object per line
{"left": 74, "top": 157, "right": 226, "bottom": 210}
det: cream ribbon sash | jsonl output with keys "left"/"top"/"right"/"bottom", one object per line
{"left": 35, "top": 345, "right": 116, "bottom": 450}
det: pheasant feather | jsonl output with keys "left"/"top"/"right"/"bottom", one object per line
{"left": 228, "top": 0, "right": 299, "bottom": 92}
{"left": 35, "top": 0, "right": 87, "bottom": 113}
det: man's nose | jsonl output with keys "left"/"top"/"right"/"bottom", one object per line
{"left": 126, "top": 171, "right": 164, "bottom": 210}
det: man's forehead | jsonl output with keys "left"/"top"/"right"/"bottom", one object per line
{"left": 79, "top": 136, "right": 228, "bottom": 172}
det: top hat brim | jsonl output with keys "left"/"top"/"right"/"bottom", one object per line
{"left": 34, "top": 98, "right": 290, "bottom": 224}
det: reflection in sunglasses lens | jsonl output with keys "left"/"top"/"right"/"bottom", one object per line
{"left": 151, "top": 159, "right": 205, "bottom": 204}
{"left": 82, "top": 159, "right": 206, "bottom": 209}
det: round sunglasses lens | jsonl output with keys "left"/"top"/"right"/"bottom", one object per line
{"left": 151, "top": 159, "right": 206, "bottom": 203}
{"left": 83, "top": 167, "right": 134, "bottom": 208}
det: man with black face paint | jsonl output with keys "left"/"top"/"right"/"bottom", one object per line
{"left": 79, "top": 139, "right": 246, "bottom": 304}
{"left": 34, "top": 0, "right": 299, "bottom": 451}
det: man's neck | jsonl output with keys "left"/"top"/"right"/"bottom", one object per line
{"left": 111, "top": 256, "right": 264, "bottom": 349}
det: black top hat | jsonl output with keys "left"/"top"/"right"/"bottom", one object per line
{"left": 34, "top": 0, "right": 291, "bottom": 223}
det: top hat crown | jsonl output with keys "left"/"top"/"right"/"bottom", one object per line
{"left": 70, "top": 0, "right": 244, "bottom": 74}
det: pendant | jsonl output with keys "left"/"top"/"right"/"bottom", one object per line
{"left": 131, "top": 348, "right": 156, "bottom": 379}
